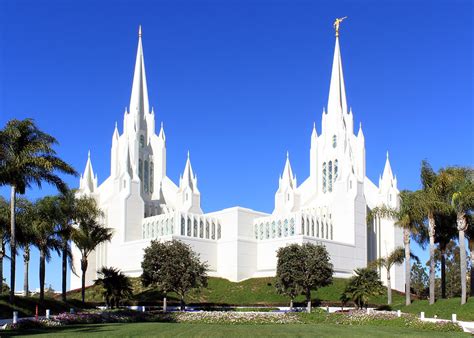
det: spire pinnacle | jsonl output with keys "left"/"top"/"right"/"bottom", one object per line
{"left": 138, "top": 25, "right": 142, "bottom": 38}
{"left": 327, "top": 31, "right": 348, "bottom": 116}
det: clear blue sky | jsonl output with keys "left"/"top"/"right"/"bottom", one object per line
{"left": 0, "top": 0, "right": 472, "bottom": 292}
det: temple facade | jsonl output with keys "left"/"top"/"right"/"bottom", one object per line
{"left": 71, "top": 26, "right": 404, "bottom": 291}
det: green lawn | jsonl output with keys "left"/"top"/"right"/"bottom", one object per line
{"left": 6, "top": 322, "right": 468, "bottom": 337}
{"left": 393, "top": 297, "right": 474, "bottom": 322}
{"left": 66, "top": 276, "right": 404, "bottom": 306}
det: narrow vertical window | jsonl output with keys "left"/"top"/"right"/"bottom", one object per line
{"left": 283, "top": 219, "right": 288, "bottom": 237}
{"left": 217, "top": 224, "right": 221, "bottom": 239}
{"left": 277, "top": 221, "right": 282, "bottom": 237}
{"left": 187, "top": 217, "right": 192, "bottom": 236}
{"left": 181, "top": 217, "right": 185, "bottom": 236}
{"left": 139, "top": 159, "right": 143, "bottom": 181}
{"left": 150, "top": 162, "right": 154, "bottom": 193}
{"left": 193, "top": 219, "right": 198, "bottom": 237}
{"left": 254, "top": 224, "right": 258, "bottom": 239}
{"left": 212, "top": 222, "right": 216, "bottom": 240}
{"left": 199, "top": 220, "right": 204, "bottom": 238}
{"left": 334, "top": 159, "right": 338, "bottom": 181}
{"left": 332, "top": 135, "right": 337, "bottom": 148}
{"left": 271, "top": 221, "right": 276, "bottom": 238}
{"left": 311, "top": 219, "right": 315, "bottom": 237}
{"left": 322, "top": 162, "right": 327, "bottom": 193}
{"left": 290, "top": 218, "right": 295, "bottom": 236}
{"left": 144, "top": 160, "right": 149, "bottom": 192}
{"left": 206, "top": 220, "right": 210, "bottom": 239}
{"left": 140, "top": 135, "right": 145, "bottom": 148}
{"left": 328, "top": 161, "right": 333, "bottom": 192}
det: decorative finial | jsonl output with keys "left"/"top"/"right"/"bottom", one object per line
{"left": 286, "top": 151, "right": 289, "bottom": 159}
{"left": 187, "top": 150, "right": 190, "bottom": 159}
{"left": 115, "top": 121, "right": 118, "bottom": 129}
{"left": 313, "top": 122, "right": 316, "bottom": 129}
{"left": 386, "top": 151, "right": 389, "bottom": 159}
{"left": 138, "top": 25, "right": 142, "bottom": 38}
{"left": 333, "top": 16, "right": 347, "bottom": 37}
{"left": 160, "top": 121, "right": 163, "bottom": 129}
{"left": 88, "top": 150, "right": 91, "bottom": 158}
{"left": 359, "top": 122, "right": 362, "bottom": 129}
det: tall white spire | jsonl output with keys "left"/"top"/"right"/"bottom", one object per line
{"left": 382, "top": 151, "right": 393, "bottom": 180}
{"left": 80, "top": 150, "right": 97, "bottom": 193}
{"left": 279, "top": 152, "right": 297, "bottom": 190}
{"left": 129, "top": 25, "right": 149, "bottom": 131}
{"left": 180, "top": 151, "right": 198, "bottom": 192}
{"left": 327, "top": 35, "right": 348, "bottom": 116}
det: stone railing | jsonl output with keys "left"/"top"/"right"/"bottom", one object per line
{"left": 253, "top": 208, "right": 333, "bottom": 241}
{"left": 142, "top": 212, "right": 221, "bottom": 240}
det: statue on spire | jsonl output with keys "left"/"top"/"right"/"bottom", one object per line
{"left": 333, "top": 16, "right": 347, "bottom": 37}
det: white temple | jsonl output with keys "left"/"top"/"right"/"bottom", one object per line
{"left": 71, "top": 25, "right": 404, "bottom": 291}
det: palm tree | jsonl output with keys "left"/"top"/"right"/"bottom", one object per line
{"left": 31, "top": 196, "right": 62, "bottom": 302}
{"left": 438, "top": 166, "right": 474, "bottom": 304}
{"left": 370, "top": 246, "right": 418, "bottom": 305}
{"left": 342, "top": 268, "right": 384, "bottom": 309}
{"left": 466, "top": 217, "right": 474, "bottom": 297}
{"left": 0, "top": 118, "right": 77, "bottom": 303}
{"left": 367, "top": 190, "right": 424, "bottom": 306}
{"left": 15, "top": 198, "right": 35, "bottom": 297}
{"left": 419, "top": 160, "right": 451, "bottom": 305}
{"left": 0, "top": 197, "right": 9, "bottom": 292}
{"left": 72, "top": 196, "right": 112, "bottom": 303}
{"left": 57, "top": 189, "right": 78, "bottom": 302}
{"left": 95, "top": 267, "right": 133, "bottom": 308}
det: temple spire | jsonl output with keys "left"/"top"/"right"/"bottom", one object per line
{"left": 279, "top": 152, "right": 296, "bottom": 190}
{"left": 327, "top": 27, "right": 348, "bottom": 116}
{"left": 129, "top": 25, "right": 149, "bottom": 131}
{"left": 180, "top": 151, "right": 198, "bottom": 191}
{"left": 382, "top": 151, "right": 393, "bottom": 180}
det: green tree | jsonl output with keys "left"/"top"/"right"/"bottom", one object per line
{"left": 299, "top": 243, "right": 333, "bottom": 313}
{"left": 370, "top": 247, "right": 417, "bottom": 305}
{"left": 141, "top": 240, "right": 208, "bottom": 311}
{"left": 0, "top": 118, "right": 77, "bottom": 303}
{"left": 343, "top": 268, "right": 384, "bottom": 309}
{"left": 410, "top": 261, "right": 428, "bottom": 299}
{"left": 367, "top": 190, "right": 424, "bottom": 306}
{"left": 438, "top": 166, "right": 474, "bottom": 304}
{"left": 418, "top": 160, "right": 451, "bottom": 305}
{"left": 71, "top": 196, "right": 112, "bottom": 303}
{"left": 95, "top": 267, "right": 133, "bottom": 308}
{"left": 30, "top": 196, "right": 63, "bottom": 301}
{"left": 15, "top": 198, "right": 35, "bottom": 297}
{"left": 275, "top": 244, "right": 304, "bottom": 309}
{"left": 56, "top": 189, "right": 78, "bottom": 302}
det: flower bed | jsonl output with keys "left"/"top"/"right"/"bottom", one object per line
{"left": 171, "top": 311, "right": 300, "bottom": 324}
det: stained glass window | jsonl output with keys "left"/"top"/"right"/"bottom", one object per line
{"left": 328, "top": 161, "right": 333, "bottom": 192}
{"left": 323, "top": 162, "right": 327, "bottom": 193}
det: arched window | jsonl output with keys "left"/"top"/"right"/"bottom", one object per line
{"left": 199, "top": 220, "right": 204, "bottom": 238}
{"left": 301, "top": 218, "right": 305, "bottom": 235}
{"left": 150, "top": 162, "right": 154, "bottom": 193}
{"left": 334, "top": 159, "right": 338, "bottom": 181}
{"left": 144, "top": 160, "right": 149, "bottom": 192}
{"left": 259, "top": 223, "right": 264, "bottom": 240}
{"left": 265, "top": 223, "right": 270, "bottom": 239}
{"left": 332, "top": 135, "right": 337, "bottom": 148}
{"left": 283, "top": 219, "right": 288, "bottom": 237}
{"left": 193, "top": 219, "right": 198, "bottom": 237}
{"left": 212, "top": 222, "right": 216, "bottom": 240}
{"left": 321, "top": 221, "right": 324, "bottom": 238}
{"left": 217, "top": 224, "right": 221, "bottom": 239}
{"left": 271, "top": 221, "right": 276, "bottom": 238}
{"left": 311, "top": 219, "right": 315, "bottom": 237}
{"left": 187, "top": 217, "right": 192, "bottom": 236}
{"left": 330, "top": 224, "right": 333, "bottom": 240}
{"left": 254, "top": 224, "right": 258, "bottom": 239}
{"left": 316, "top": 220, "right": 320, "bottom": 237}
{"left": 140, "top": 135, "right": 145, "bottom": 148}
{"left": 277, "top": 221, "right": 282, "bottom": 237}
{"left": 328, "top": 161, "right": 333, "bottom": 192}
{"left": 181, "top": 217, "right": 185, "bottom": 236}
{"left": 206, "top": 220, "right": 210, "bottom": 239}
{"left": 322, "top": 162, "right": 327, "bottom": 193}
{"left": 289, "top": 218, "right": 295, "bottom": 236}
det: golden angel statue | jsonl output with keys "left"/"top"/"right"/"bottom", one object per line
{"left": 333, "top": 17, "right": 348, "bottom": 36}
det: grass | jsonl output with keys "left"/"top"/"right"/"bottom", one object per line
{"left": 0, "top": 295, "right": 94, "bottom": 319}
{"left": 5, "top": 322, "right": 468, "bottom": 337}
{"left": 65, "top": 276, "right": 405, "bottom": 307}
{"left": 393, "top": 297, "right": 474, "bottom": 322}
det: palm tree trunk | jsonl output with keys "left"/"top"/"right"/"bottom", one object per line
{"left": 163, "top": 295, "right": 167, "bottom": 312}
{"left": 9, "top": 185, "right": 16, "bottom": 304}
{"left": 23, "top": 245, "right": 30, "bottom": 297}
{"left": 62, "top": 243, "right": 67, "bottom": 302}
{"left": 0, "top": 245, "right": 4, "bottom": 294}
{"left": 428, "top": 213, "right": 436, "bottom": 305}
{"left": 470, "top": 240, "right": 474, "bottom": 298}
{"left": 39, "top": 248, "right": 46, "bottom": 302}
{"left": 404, "top": 229, "right": 411, "bottom": 306}
{"left": 457, "top": 213, "right": 467, "bottom": 305}
{"left": 387, "top": 268, "right": 392, "bottom": 305}
{"left": 81, "top": 256, "right": 88, "bottom": 303}
{"left": 290, "top": 298, "right": 293, "bottom": 311}
{"left": 441, "top": 248, "right": 446, "bottom": 299}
